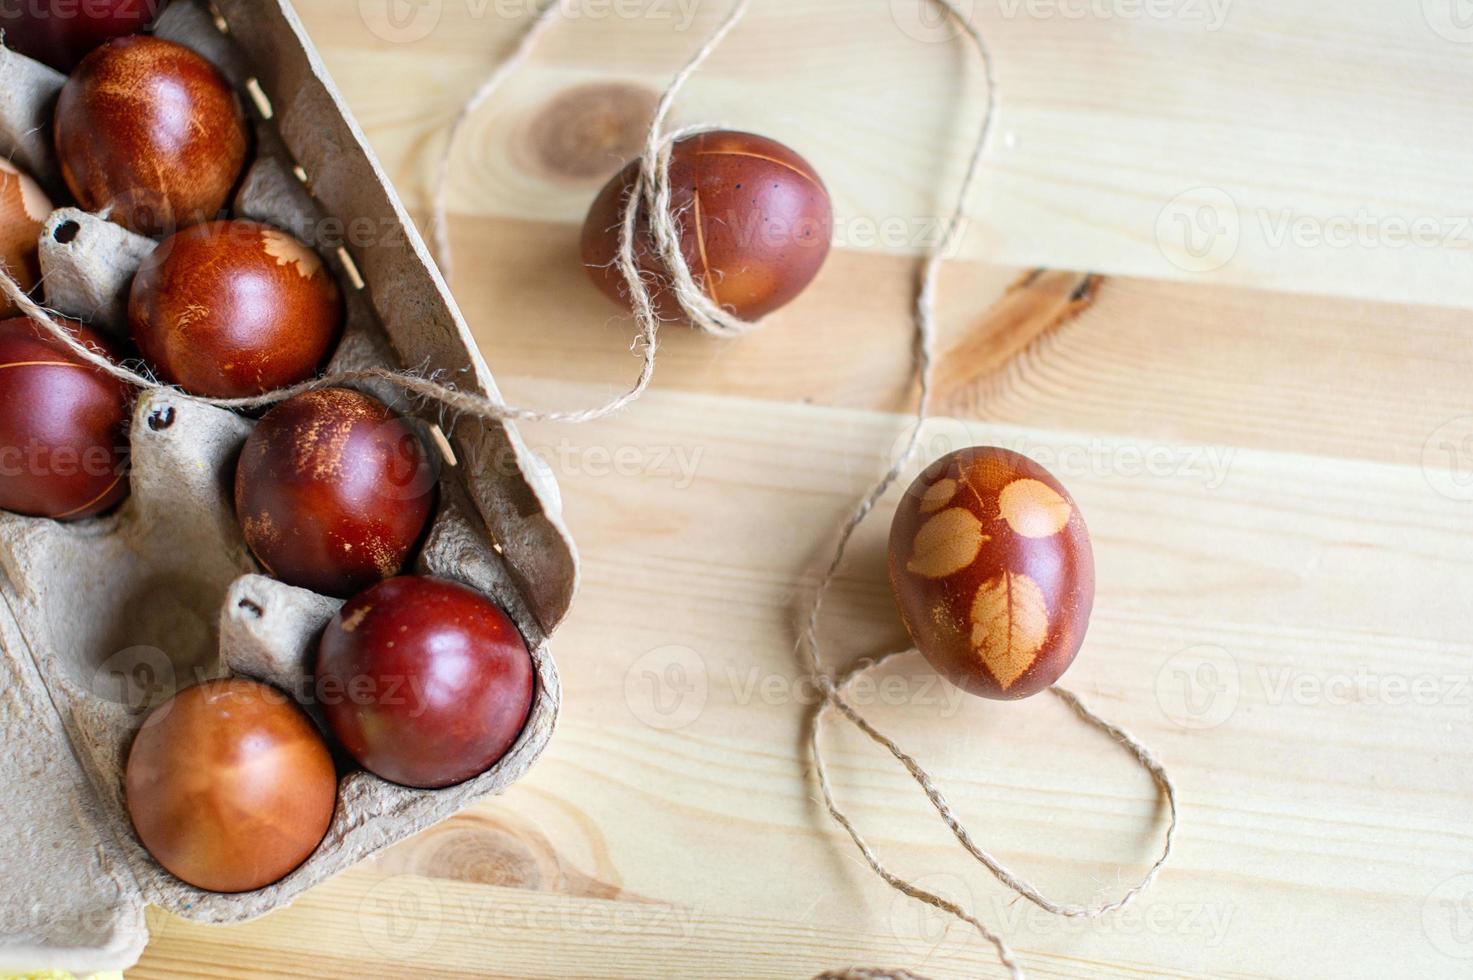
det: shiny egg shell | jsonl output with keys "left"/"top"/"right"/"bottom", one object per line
{"left": 888, "top": 447, "right": 1095, "bottom": 700}
{"left": 0, "top": 316, "right": 132, "bottom": 520}
{"left": 316, "top": 576, "right": 535, "bottom": 790}
{"left": 234, "top": 388, "right": 437, "bottom": 598}
{"left": 54, "top": 36, "right": 248, "bottom": 237}
{"left": 580, "top": 129, "right": 833, "bottom": 322}
{"left": 129, "top": 219, "right": 343, "bottom": 398}
{"left": 124, "top": 678, "right": 338, "bottom": 893}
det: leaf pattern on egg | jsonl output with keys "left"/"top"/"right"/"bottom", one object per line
{"left": 906, "top": 506, "right": 989, "bottom": 579}
{"left": 969, "top": 571, "right": 1048, "bottom": 690}
{"left": 917, "top": 478, "right": 958, "bottom": 515}
{"left": 998, "top": 478, "right": 1071, "bottom": 538}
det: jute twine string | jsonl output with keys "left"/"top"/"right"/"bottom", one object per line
{"left": 794, "top": 4, "right": 1180, "bottom": 979}
{"left": 0, "top": 0, "right": 756, "bottom": 422}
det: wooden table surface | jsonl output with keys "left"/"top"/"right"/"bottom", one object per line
{"left": 131, "top": 1, "right": 1473, "bottom": 977}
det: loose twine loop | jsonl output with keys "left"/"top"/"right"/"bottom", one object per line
{"left": 790, "top": 3, "right": 1181, "bottom": 974}
{"left": 0, "top": 2, "right": 1180, "bottom": 976}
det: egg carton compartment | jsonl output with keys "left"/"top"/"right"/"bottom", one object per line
{"left": 0, "top": 0, "right": 578, "bottom": 972}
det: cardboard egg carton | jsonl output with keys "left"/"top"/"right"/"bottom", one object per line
{"left": 0, "top": 1, "right": 579, "bottom": 972}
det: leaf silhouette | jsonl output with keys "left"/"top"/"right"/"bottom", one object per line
{"left": 918, "top": 478, "right": 958, "bottom": 515}
{"left": 998, "top": 479, "right": 1071, "bottom": 539}
{"left": 969, "top": 571, "right": 1048, "bottom": 690}
{"left": 906, "top": 507, "right": 988, "bottom": 579}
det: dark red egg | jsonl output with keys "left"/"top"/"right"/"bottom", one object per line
{"left": 129, "top": 219, "right": 342, "bottom": 397}
{"left": 0, "top": 316, "right": 131, "bottom": 520}
{"left": 235, "top": 388, "right": 436, "bottom": 598}
{"left": 54, "top": 36, "right": 247, "bottom": 236}
{"left": 316, "top": 576, "right": 536, "bottom": 790}
{"left": 888, "top": 447, "right": 1095, "bottom": 700}
{"left": 124, "top": 678, "right": 338, "bottom": 893}
{"left": 0, "top": 0, "right": 164, "bottom": 72}
{"left": 580, "top": 129, "right": 832, "bottom": 322}
{"left": 0, "top": 159, "right": 52, "bottom": 318}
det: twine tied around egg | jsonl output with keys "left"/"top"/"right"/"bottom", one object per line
{"left": 0, "top": 2, "right": 1182, "bottom": 976}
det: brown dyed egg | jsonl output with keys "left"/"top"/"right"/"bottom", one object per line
{"left": 0, "top": 160, "right": 51, "bottom": 317}
{"left": 54, "top": 36, "right": 248, "bottom": 237}
{"left": 125, "top": 678, "right": 338, "bottom": 893}
{"left": 0, "top": 316, "right": 132, "bottom": 520}
{"left": 580, "top": 129, "right": 832, "bottom": 322}
{"left": 888, "top": 447, "right": 1095, "bottom": 700}
{"left": 235, "top": 388, "right": 437, "bottom": 598}
{"left": 316, "top": 576, "right": 535, "bottom": 789}
{"left": 129, "top": 220, "right": 343, "bottom": 398}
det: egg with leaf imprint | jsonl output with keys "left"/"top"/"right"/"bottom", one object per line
{"left": 888, "top": 446, "right": 1094, "bottom": 700}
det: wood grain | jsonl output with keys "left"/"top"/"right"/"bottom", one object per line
{"left": 127, "top": 1, "right": 1473, "bottom": 978}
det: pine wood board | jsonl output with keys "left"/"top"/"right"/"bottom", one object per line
{"left": 128, "top": 2, "right": 1473, "bottom": 978}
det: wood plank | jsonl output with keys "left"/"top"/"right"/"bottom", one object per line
{"left": 432, "top": 210, "right": 1473, "bottom": 470}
